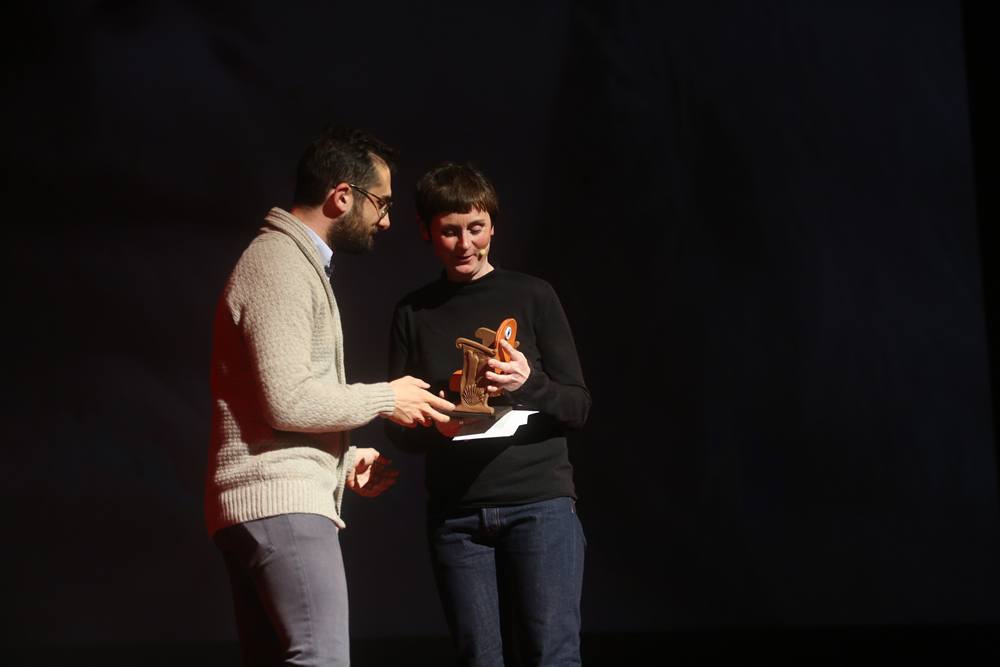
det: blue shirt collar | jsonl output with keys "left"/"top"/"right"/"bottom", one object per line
{"left": 302, "top": 224, "right": 334, "bottom": 275}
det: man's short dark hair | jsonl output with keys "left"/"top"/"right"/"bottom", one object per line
{"left": 292, "top": 126, "right": 397, "bottom": 207}
{"left": 414, "top": 163, "right": 500, "bottom": 225}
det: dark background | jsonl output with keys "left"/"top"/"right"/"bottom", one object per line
{"left": 5, "top": 0, "right": 998, "bottom": 664}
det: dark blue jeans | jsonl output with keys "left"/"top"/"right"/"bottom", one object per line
{"left": 428, "top": 497, "right": 586, "bottom": 667}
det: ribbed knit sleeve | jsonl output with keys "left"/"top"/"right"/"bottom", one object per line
{"left": 507, "top": 281, "right": 591, "bottom": 430}
{"left": 229, "top": 235, "right": 396, "bottom": 431}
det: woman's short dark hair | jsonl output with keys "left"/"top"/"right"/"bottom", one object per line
{"left": 415, "top": 163, "right": 499, "bottom": 225}
{"left": 292, "top": 126, "right": 397, "bottom": 207}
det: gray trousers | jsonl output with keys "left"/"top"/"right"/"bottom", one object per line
{"left": 213, "top": 513, "right": 350, "bottom": 666}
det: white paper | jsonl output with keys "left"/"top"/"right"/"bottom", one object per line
{"left": 453, "top": 409, "right": 538, "bottom": 441}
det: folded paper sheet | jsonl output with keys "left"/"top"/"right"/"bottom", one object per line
{"left": 453, "top": 409, "right": 538, "bottom": 441}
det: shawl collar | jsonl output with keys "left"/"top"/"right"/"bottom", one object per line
{"left": 261, "top": 207, "right": 340, "bottom": 312}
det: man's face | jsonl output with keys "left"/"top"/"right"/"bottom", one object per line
{"left": 426, "top": 208, "right": 495, "bottom": 282}
{"left": 328, "top": 162, "right": 392, "bottom": 254}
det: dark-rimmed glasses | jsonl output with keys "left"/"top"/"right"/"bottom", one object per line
{"left": 348, "top": 183, "right": 393, "bottom": 221}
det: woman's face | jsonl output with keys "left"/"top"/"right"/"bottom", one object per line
{"left": 425, "top": 208, "right": 495, "bottom": 282}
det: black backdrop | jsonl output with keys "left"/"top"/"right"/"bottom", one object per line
{"left": 5, "top": 0, "right": 999, "bottom": 659}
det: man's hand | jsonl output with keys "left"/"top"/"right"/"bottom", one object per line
{"left": 485, "top": 340, "right": 531, "bottom": 393}
{"left": 387, "top": 376, "right": 455, "bottom": 427}
{"left": 347, "top": 447, "right": 398, "bottom": 497}
{"left": 434, "top": 390, "right": 465, "bottom": 438}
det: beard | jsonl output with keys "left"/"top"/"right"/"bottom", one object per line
{"left": 328, "top": 206, "right": 375, "bottom": 254}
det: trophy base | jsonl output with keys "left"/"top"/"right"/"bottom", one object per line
{"left": 446, "top": 405, "right": 512, "bottom": 421}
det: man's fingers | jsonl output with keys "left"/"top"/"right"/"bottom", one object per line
{"left": 407, "top": 375, "right": 431, "bottom": 389}
{"left": 352, "top": 457, "right": 399, "bottom": 496}
{"left": 368, "top": 469, "right": 398, "bottom": 485}
{"left": 390, "top": 413, "right": 417, "bottom": 428}
{"left": 374, "top": 462, "right": 398, "bottom": 476}
{"left": 424, "top": 407, "right": 452, "bottom": 423}
{"left": 396, "top": 375, "right": 430, "bottom": 389}
{"left": 358, "top": 466, "right": 399, "bottom": 496}
{"left": 427, "top": 393, "right": 456, "bottom": 411}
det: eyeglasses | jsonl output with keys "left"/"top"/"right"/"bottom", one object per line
{"left": 348, "top": 183, "right": 393, "bottom": 221}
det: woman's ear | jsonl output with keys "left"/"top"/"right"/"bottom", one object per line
{"left": 419, "top": 218, "right": 431, "bottom": 242}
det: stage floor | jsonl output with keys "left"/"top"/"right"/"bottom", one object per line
{"left": 11, "top": 626, "right": 1000, "bottom": 666}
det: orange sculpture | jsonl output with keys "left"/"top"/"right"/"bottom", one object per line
{"left": 449, "top": 318, "right": 519, "bottom": 416}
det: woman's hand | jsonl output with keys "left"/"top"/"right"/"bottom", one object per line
{"left": 484, "top": 340, "right": 531, "bottom": 394}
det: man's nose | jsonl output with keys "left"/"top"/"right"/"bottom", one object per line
{"left": 378, "top": 213, "right": 391, "bottom": 230}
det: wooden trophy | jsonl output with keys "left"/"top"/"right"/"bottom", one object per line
{"left": 449, "top": 318, "right": 519, "bottom": 417}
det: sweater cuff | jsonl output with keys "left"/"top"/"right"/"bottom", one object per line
{"left": 343, "top": 445, "right": 358, "bottom": 480}
{"left": 509, "top": 369, "right": 548, "bottom": 407}
{"left": 367, "top": 382, "right": 397, "bottom": 417}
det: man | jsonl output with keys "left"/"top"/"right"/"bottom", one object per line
{"left": 206, "top": 126, "right": 454, "bottom": 666}
{"left": 387, "top": 163, "right": 590, "bottom": 666}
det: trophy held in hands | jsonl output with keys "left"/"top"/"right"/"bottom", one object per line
{"left": 449, "top": 317, "right": 518, "bottom": 417}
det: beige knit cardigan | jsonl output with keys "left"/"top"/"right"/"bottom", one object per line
{"left": 205, "top": 208, "right": 396, "bottom": 535}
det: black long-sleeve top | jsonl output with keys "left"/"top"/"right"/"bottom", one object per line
{"left": 386, "top": 269, "right": 591, "bottom": 511}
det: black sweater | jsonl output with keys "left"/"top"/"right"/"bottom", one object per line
{"left": 386, "top": 269, "right": 591, "bottom": 511}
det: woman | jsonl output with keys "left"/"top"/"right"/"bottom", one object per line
{"left": 386, "top": 163, "right": 591, "bottom": 666}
